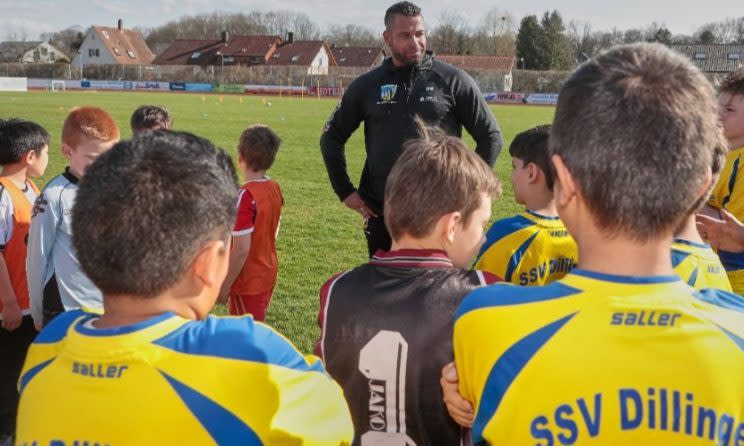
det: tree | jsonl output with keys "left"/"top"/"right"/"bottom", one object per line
{"left": 40, "top": 27, "right": 84, "bottom": 58}
{"left": 696, "top": 28, "right": 717, "bottom": 44}
{"left": 428, "top": 11, "right": 472, "bottom": 54}
{"left": 471, "top": 9, "right": 516, "bottom": 56}
{"left": 516, "top": 15, "right": 544, "bottom": 69}
{"left": 540, "top": 10, "right": 572, "bottom": 70}
{"left": 567, "top": 20, "right": 594, "bottom": 61}
{"left": 646, "top": 23, "right": 673, "bottom": 45}
{"left": 323, "top": 24, "right": 378, "bottom": 47}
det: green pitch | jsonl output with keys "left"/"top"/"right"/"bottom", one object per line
{"left": 0, "top": 90, "right": 554, "bottom": 352}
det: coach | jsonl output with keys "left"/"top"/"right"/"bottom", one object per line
{"left": 320, "top": 1, "right": 503, "bottom": 257}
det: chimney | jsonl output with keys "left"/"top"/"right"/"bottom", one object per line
{"left": 117, "top": 19, "right": 123, "bottom": 31}
{"left": 221, "top": 31, "right": 229, "bottom": 43}
{"left": 287, "top": 32, "right": 294, "bottom": 44}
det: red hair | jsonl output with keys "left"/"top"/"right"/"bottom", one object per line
{"left": 62, "top": 106, "right": 120, "bottom": 148}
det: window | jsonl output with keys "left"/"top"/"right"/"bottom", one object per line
{"left": 41, "top": 47, "right": 48, "bottom": 56}
{"left": 89, "top": 48, "right": 95, "bottom": 57}
{"left": 272, "top": 53, "right": 280, "bottom": 59}
{"left": 102, "top": 30, "right": 110, "bottom": 39}
{"left": 33, "top": 50, "right": 40, "bottom": 62}
{"left": 191, "top": 51, "right": 201, "bottom": 59}
{"left": 728, "top": 53, "right": 741, "bottom": 60}
{"left": 224, "top": 56, "right": 235, "bottom": 63}
{"left": 50, "top": 51, "right": 56, "bottom": 60}
{"left": 127, "top": 50, "right": 135, "bottom": 59}
{"left": 694, "top": 52, "right": 708, "bottom": 60}
{"left": 113, "top": 47, "right": 121, "bottom": 56}
{"left": 291, "top": 55, "right": 300, "bottom": 63}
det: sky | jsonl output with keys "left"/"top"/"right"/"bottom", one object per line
{"left": 0, "top": 0, "right": 741, "bottom": 40}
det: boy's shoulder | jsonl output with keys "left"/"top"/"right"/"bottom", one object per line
{"left": 455, "top": 279, "right": 581, "bottom": 321}
{"left": 154, "top": 315, "right": 324, "bottom": 373}
{"left": 40, "top": 171, "right": 77, "bottom": 196}
{"left": 484, "top": 211, "right": 559, "bottom": 239}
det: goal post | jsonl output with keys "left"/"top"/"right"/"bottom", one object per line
{"left": 49, "top": 80, "right": 66, "bottom": 92}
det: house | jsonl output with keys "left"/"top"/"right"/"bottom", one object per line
{"left": 670, "top": 44, "right": 744, "bottom": 74}
{"left": 267, "top": 38, "right": 336, "bottom": 75}
{"left": 152, "top": 33, "right": 282, "bottom": 66}
{"left": 71, "top": 19, "right": 155, "bottom": 67}
{"left": 437, "top": 54, "right": 516, "bottom": 91}
{"left": 0, "top": 41, "right": 69, "bottom": 63}
{"left": 330, "top": 46, "right": 385, "bottom": 68}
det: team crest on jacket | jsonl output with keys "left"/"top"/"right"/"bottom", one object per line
{"left": 378, "top": 84, "right": 398, "bottom": 104}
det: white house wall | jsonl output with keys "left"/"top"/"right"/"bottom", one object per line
{"left": 21, "top": 42, "right": 68, "bottom": 64}
{"left": 308, "top": 47, "right": 329, "bottom": 75}
{"left": 72, "top": 29, "right": 116, "bottom": 67}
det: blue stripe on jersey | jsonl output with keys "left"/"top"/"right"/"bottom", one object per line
{"left": 686, "top": 267, "right": 699, "bottom": 287}
{"left": 717, "top": 249, "right": 744, "bottom": 271}
{"left": 455, "top": 282, "right": 581, "bottom": 319}
{"left": 153, "top": 316, "right": 326, "bottom": 374}
{"left": 716, "top": 325, "right": 744, "bottom": 352}
{"left": 18, "top": 358, "right": 55, "bottom": 394}
{"left": 74, "top": 312, "right": 175, "bottom": 336}
{"left": 670, "top": 249, "right": 691, "bottom": 269}
{"left": 471, "top": 313, "right": 577, "bottom": 444}
{"left": 722, "top": 156, "right": 740, "bottom": 208}
{"left": 160, "top": 371, "right": 262, "bottom": 445}
{"left": 476, "top": 215, "right": 535, "bottom": 261}
{"left": 505, "top": 231, "right": 540, "bottom": 282}
{"left": 34, "top": 309, "right": 86, "bottom": 344}
{"left": 693, "top": 289, "right": 744, "bottom": 313}
{"left": 570, "top": 269, "right": 680, "bottom": 284}
{"left": 672, "top": 238, "right": 710, "bottom": 249}
{"left": 525, "top": 209, "right": 560, "bottom": 220}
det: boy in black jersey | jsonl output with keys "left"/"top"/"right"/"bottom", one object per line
{"left": 317, "top": 119, "right": 501, "bottom": 445}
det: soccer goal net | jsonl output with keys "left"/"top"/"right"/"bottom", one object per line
{"left": 49, "top": 80, "right": 66, "bottom": 92}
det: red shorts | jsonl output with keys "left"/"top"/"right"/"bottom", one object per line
{"left": 228, "top": 289, "right": 274, "bottom": 321}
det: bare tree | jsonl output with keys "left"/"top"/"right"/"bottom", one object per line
{"left": 472, "top": 9, "right": 516, "bottom": 55}
{"left": 324, "top": 24, "right": 379, "bottom": 47}
{"left": 429, "top": 10, "right": 472, "bottom": 54}
{"left": 567, "top": 20, "right": 593, "bottom": 59}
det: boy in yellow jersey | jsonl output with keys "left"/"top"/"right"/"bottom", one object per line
{"left": 475, "top": 125, "right": 577, "bottom": 285}
{"left": 15, "top": 131, "right": 353, "bottom": 445}
{"left": 0, "top": 119, "right": 49, "bottom": 445}
{"left": 702, "top": 68, "right": 744, "bottom": 292}
{"left": 672, "top": 215, "right": 731, "bottom": 291}
{"left": 453, "top": 43, "right": 744, "bottom": 445}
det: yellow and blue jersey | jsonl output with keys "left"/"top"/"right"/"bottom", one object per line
{"left": 475, "top": 210, "right": 578, "bottom": 286}
{"left": 671, "top": 239, "right": 732, "bottom": 291}
{"left": 709, "top": 145, "right": 744, "bottom": 294}
{"left": 16, "top": 310, "right": 353, "bottom": 445}
{"left": 454, "top": 270, "right": 744, "bottom": 445}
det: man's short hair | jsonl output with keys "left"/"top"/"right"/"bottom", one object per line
{"left": 509, "top": 125, "right": 554, "bottom": 190}
{"left": 550, "top": 43, "right": 726, "bottom": 241}
{"left": 62, "top": 106, "right": 120, "bottom": 148}
{"left": 384, "top": 119, "right": 501, "bottom": 240}
{"left": 73, "top": 131, "right": 239, "bottom": 297}
{"left": 0, "top": 119, "right": 49, "bottom": 165}
{"left": 719, "top": 68, "right": 744, "bottom": 96}
{"left": 130, "top": 105, "right": 172, "bottom": 133}
{"left": 384, "top": 1, "right": 422, "bottom": 28}
{"left": 238, "top": 125, "right": 281, "bottom": 171}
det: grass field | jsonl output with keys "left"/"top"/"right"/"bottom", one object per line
{"left": 0, "top": 90, "right": 554, "bottom": 353}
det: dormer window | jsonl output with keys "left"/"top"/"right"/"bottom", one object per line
{"left": 127, "top": 50, "right": 135, "bottom": 59}
{"left": 113, "top": 48, "right": 121, "bottom": 56}
{"left": 102, "top": 31, "right": 110, "bottom": 39}
{"left": 694, "top": 52, "right": 708, "bottom": 60}
{"left": 729, "top": 53, "right": 741, "bottom": 60}
{"left": 191, "top": 51, "right": 201, "bottom": 59}
{"left": 291, "top": 55, "right": 300, "bottom": 63}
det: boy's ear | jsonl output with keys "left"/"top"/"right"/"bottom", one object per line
{"left": 190, "top": 238, "right": 230, "bottom": 291}
{"left": 61, "top": 143, "right": 73, "bottom": 160}
{"left": 527, "top": 163, "right": 539, "bottom": 183}
{"left": 551, "top": 154, "right": 577, "bottom": 207}
{"left": 440, "top": 211, "right": 462, "bottom": 245}
{"left": 22, "top": 150, "right": 36, "bottom": 165}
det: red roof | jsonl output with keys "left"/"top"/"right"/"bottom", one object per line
{"left": 267, "top": 41, "right": 336, "bottom": 67}
{"left": 437, "top": 55, "right": 515, "bottom": 72}
{"left": 152, "top": 35, "right": 281, "bottom": 65}
{"left": 331, "top": 46, "right": 384, "bottom": 67}
{"left": 92, "top": 26, "right": 155, "bottom": 65}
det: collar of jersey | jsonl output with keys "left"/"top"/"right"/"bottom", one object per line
{"left": 672, "top": 238, "right": 710, "bottom": 249}
{"left": 525, "top": 209, "right": 561, "bottom": 220}
{"left": 73, "top": 311, "right": 181, "bottom": 337}
{"left": 569, "top": 268, "right": 681, "bottom": 284}
{"left": 370, "top": 249, "right": 453, "bottom": 268}
{"left": 63, "top": 167, "right": 79, "bottom": 184}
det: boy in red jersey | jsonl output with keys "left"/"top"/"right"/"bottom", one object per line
{"left": 219, "top": 125, "right": 283, "bottom": 321}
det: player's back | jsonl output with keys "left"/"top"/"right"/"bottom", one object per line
{"left": 16, "top": 310, "right": 353, "bottom": 445}
{"left": 319, "top": 249, "right": 495, "bottom": 445}
{"left": 475, "top": 210, "right": 578, "bottom": 286}
{"left": 455, "top": 270, "right": 744, "bottom": 445}
{"left": 671, "top": 238, "right": 731, "bottom": 291}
